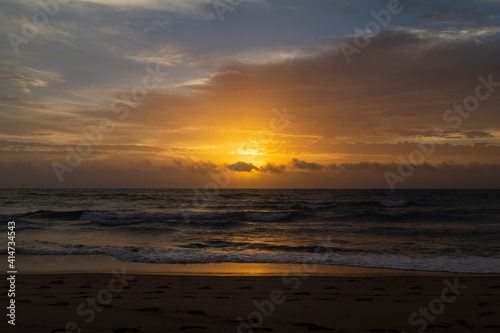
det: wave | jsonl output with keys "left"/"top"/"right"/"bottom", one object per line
{"left": 11, "top": 244, "right": 500, "bottom": 273}
{"left": 245, "top": 212, "right": 290, "bottom": 222}
{"left": 0, "top": 218, "right": 44, "bottom": 231}
{"left": 21, "top": 210, "right": 89, "bottom": 220}
{"left": 328, "top": 210, "right": 474, "bottom": 223}
{"left": 380, "top": 200, "right": 408, "bottom": 207}
{"left": 3, "top": 202, "right": 495, "bottom": 227}
{"left": 27, "top": 192, "right": 66, "bottom": 196}
{"left": 82, "top": 210, "right": 292, "bottom": 223}
{"left": 1, "top": 209, "right": 294, "bottom": 224}
{"left": 276, "top": 201, "right": 337, "bottom": 210}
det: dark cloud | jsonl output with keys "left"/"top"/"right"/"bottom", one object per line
{"left": 463, "top": 130, "right": 493, "bottom": 138}
{"left": 226, "top": 161, "right": 259, "bottom": 172}
{"left": 172, "top": 159, "right": 218, "bottom": 174}
{"left": 187, "top": 30, "right": 500, "bottom": 143}
{"left": 259, "top": 162, "right": 286, "bottom": 173}
{"left": 0, "top": 140, "right": 166, "bottom": 154}
{"left": 290, "top": 158, "right": 324, "bottom": 170}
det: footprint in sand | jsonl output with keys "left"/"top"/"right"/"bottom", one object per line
{"left": 180, "top": 326, "right": 207, "bottom": 330}
{"left": 454, "top": 320, "right": 474, "bottom": 328}
{"left": 136, "top": 307, "right": 160, "bottom": 312}
{"left": 49, "top": 280, "right": 66, "bottom": 285}
{"left": 49, "top": 302, "right": 70, "bottom": 306}
{"left": 187, "top": 310, "right": 207, "bottom": 316}
{"left": 427, "top": 324, "right": 451, "bottom": 328}
{"left": 477, "top": 312, "right": 496, "bottom": 316}
{"left": 294, "top": 322, "right": 334, "bottom": 330}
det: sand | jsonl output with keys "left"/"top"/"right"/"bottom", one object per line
{"left": 1, "top": 263, "right": 500, "bottom": 333}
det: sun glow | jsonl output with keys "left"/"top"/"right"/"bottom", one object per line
{"left": 236, "top": 146, "right": 262, "bottom": 156}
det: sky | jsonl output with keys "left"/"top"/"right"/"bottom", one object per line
{"left": 1, "top": 0, "right": 500, "bottom": 188}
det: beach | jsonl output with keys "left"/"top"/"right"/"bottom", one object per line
{"left": 2, "top": 262, "right": 500, "bottom": 333}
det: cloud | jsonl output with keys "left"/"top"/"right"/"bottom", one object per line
{"left": 421, "top": 7, "right": 489, "bottom": 27}
{"left": 463, "top": 130, "right": 494, "bottom": 138}
{"left": 259, "top": 162, "right": 286, "bottom": 173}
{"left": 308, "top": 142, "right": 500, "bottom": 163}
{"left": 73, "top": 0, "right": 216, "bottom": 19}
{"left": 290, "top": 158, "right": 324, "bottom": 171}
{"left": 0, "top": 61, "right": 64, "bottom": 94}
{"left": 172, "top": 159, "right": 218, "bottom": 174}
{"left": 183, "top": 29, "right": 500, "bottom": 146}
{"left": 226, "top": 161, "right": 259, "bottom": 172}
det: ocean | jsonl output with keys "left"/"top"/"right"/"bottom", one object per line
{"left": 1, "top": 189, "right": 499, "bottom": 273}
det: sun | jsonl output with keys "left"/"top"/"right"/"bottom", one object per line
{"left": 236, "top": 145, "right": 263, "bottom": 156}
{"left": 226, "top": 144, "right": 269, "bottom": 166}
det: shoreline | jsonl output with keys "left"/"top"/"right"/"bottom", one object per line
{"left": 5, "top": 255, "right": 499, "bottom": 276}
